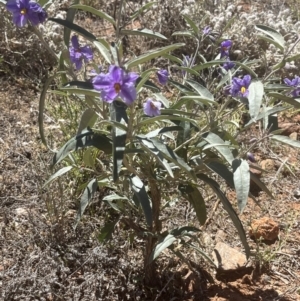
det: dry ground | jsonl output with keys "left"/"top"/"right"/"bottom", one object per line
{"left": 1, "top": 1, "right": 300, "bottom": 300}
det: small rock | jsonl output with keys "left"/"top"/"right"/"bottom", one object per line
{"left": 293, "top": 189, "right": 300, "bottom": 199}
{"left": 289, "top": 132, "right": 298, "bottom": 140}
{"left": 15, "top": 208, "right": 28, "bottom": 217}
{"left": 249, "top": 217, "right": 279, "bottom": 241}
{"left": 212, "top": 242, "right": 247, "bottom": 270}
{"left": 260, "top": 159, "right": 275, "bottom": 171}
{"left": 215, "top": 230, "right": 227, "bottom": 243}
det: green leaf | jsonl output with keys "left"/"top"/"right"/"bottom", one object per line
{"left": 178, "top": 184, "right": 206, "bottom": 225}
{"left": 125, "top": 43, "right": 185, "bottom": 68}
{"left": 186, "top": 80, "right": 214, "bottom": 101}
{"left": 202, "top": 132, "right": 234, "bottom": 164}
{"left": 250, "top": 172, "right": 274, "bottom": 199}
{"left": 248, "top": 80, "right": 264, "bottom": 120}
{"left": 206, "top": 161, "right": 234, "bottom": 188}
{"left": 182, "top": 14, "right": 199, "bottom": 36}
{"left": 49, "top": 18, "right": 97, "bottom": 42}
{"left": 149, "top": 234, "right": 177, "bottom": 263}
{"left": 98, "top": 220, "right": 118, "bottom": 243}
{"left": 94, "top": 40, "right": 112, "bottom": 64}
{"left": 120, "top": 28, "right": 167, "bottom": 40}
{"left": 232, "top": 159, "right": 250, "bottom": 213}
{"left": 138, "top": 137, "right": 174, "bottom": 178}
{"left": 197, "top": 174, "right": 250, "bottom": 258}
{"left": 130, "top": 175, "right": 153, "bottom": 227}
{"left": 176, "top": 95, "right": 215, "bottom": 107}
{"left": 110, "top": 101, "right": 128, "bottom": 182}
{"left": 255, "top": 24, "right": 285, "bottom": 51}
{"left": 43, "top": 166, "right": 73, "bottom": 187}
{"left": 271, "top": 135, "right": 300, "bottom": 148}
{"left": 63, "top": 0, "right": 79, "bottom": 47}
{"left": 39, "top": 74, "right": 57, "bottom": 148}
{"left": 129, "top": 1, "right": 157, "bottom": 20}
{"left": 170, "top": 226, "right": 200, "bottom": 236}
{"left": 150, "top": 137, "right": 196, "bottom": 181}
{"left": 168, "top": 79, "right": 194, "bottom": 94}
{"left": 172, "top": 30, "right": 194, "bottom": 38}
{"left": 146, "top": 126, "right": 183, "bottom": 139}
{"left": 52, "top": 129, "right": 111, "bottom": 166}
{"left": 77, "top": 108, "right": 98, "bottom": 135}
{"left": 153, "top": 93, "right": 169, "bottom": 108}
{"left": 83, "top": 148, "right": 95, "bottom": 168}
{"left": 268, "top": 92, "right": 300, "bottom": 108}
{"left": 70, "top": 4, "right": 116, "bottom": 25}
{"left": 177, "top": 66, "right": 201, "bottom": 77}
{"left": 75, "top": 179, "right": 98, "bottom": 227}
{"left": 193, "top": 60, "right": 225, "bottom": 71}
{"left": 234, "top": 61, "right": 258, "bottom": 78}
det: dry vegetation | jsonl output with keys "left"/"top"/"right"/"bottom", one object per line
{"left": 1, "top": 1, "right": 300, "bottom": 300}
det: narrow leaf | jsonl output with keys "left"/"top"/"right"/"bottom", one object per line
{"left": 232, "top": 159, "right": 250, "bottom": 213}
{"left": 63, "top": 0, "right": 79, "bottom": 47}
{"left": 70, "top": 4, "right": 116, "bottom": 25}
{"left": 125, "top": 43, "right": 185, "bottom": 68}
{"left": 255, "top": 24, "right": 285, "bottom": 51}
{"left": 179, "top": 184, "right": 206, "bottom": 225}
{"left": 75, "top": 178, "right": 98, "bottom": 227}
{"left": 77, "top": 108, "right": 98, "bottom": 135}
{"left": 149, "top": 234, "right": 176, "bottom": 263}
{"left": 272, "top": 135, "right": 300, "bottom": 148}
{"left": 186, "top": 79, "right": 214, "bottom": 101}
{"left": 268, "top": 92, "right": 300, "bottom": 108}
{"left": 130, "top": 175, "right": 153, "bottom": 227}
{"left": 248, "top": 80, "right": 264, "bottom": 120}
{"left": 120, "top": 28, "right": 167, "bottom": 40}
{"left": 197, "top": 174, "right": 250, "bottom": 258}
{"left": 98, "top": 220, "right": 118, "bottom": 242}
{"left": 94, "top": 40, "right": 112, "bottom": 64}
{"left": 182, "top": 14, "right": 199, "bottom": 36}
{"left": 43, "top": 166, "right": 73, "bottom": 187}
{"left": 49, "top": 18, "right": 97, "bottom": 42}
{"left": 250, "top": 172, "right": 274, "bottom": 199}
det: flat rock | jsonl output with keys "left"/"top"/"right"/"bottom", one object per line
{"left": 260, "top": 159, "right": 275, "bottom": 171}
{"left": 249, "top": 217, "right": 279, "bottom": 241}
{"left": 212, "top": 242, "right": 247, "bottom": 271}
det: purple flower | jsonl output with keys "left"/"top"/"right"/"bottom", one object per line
{"left": 157, "top": 69, "right": 168, "bottom": 85}
{"left": 69, "top": 35, "right": 93, "bottom": 71}
{"left": 220, "top": 40, "right": 232, "bottom": 58}
{"left": 284, "top": 76, "right": 300, "bottom": 97}
{"left": 93, "top": 65, "right": 138, "bottom": 105}
{"left": 203, "top": 26, "right": 211, "bottom": 35}
{"left": 223, "top": 60, "right": 235, "bottom": 71}
{"left": 247, "top": 152, "right": 255, "bottom": 163}
{"left": 6, "top": 0, "right": 47, "bottom": 27}
{"left": 143, "top": 99, "right": 162, "bottom": 117}
{"left": 229, "top": 75, "right": 251, "bottom": 98}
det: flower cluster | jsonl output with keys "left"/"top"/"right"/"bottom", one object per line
{"left": 284, "top": 76, "right": 300, "bottom": 98}
{"left": 6, "top": 0, "right": 47, "bottom": 27}
{"left": 220, "top": 40, "right": 235, "bottom": 71}
{"left": 93, "top": 65, "right": 138, "bottom": 106}
{"left": 69, "top": 35, "right": 93, "bottom": 71}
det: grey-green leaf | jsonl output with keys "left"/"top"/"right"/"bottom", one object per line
{"left": 202, "top": 132, "right": 234, "bottom": 164}
{"left": 149, "top": 234, "right": 177, "bottom": 263}
{"left": 130, "top": 175, "right": 153, "bottom": 227}
{"left": 197, "top": 174, "right": 250, "bottom": 258}
{"left": 178, "top": 184, "right": 206, "bottom": 225}
{"left": 43, "top": 166, "right": 73, "bottom": 188}
{"left": 248, "top": 80, "right": 264, "bottom": 120}
{"left": 77, "top": 108, "right": 98, "bottom": 135}
{"left": 186, "top": 79, "right": 214, "bottom": 101}
{"left": 75, "top": 178, "right": 98, "bottom": 227}
{"left": 255, "top": 25, "right": 285, "bottom": 51}
{"left": 268, "top": 92, "right": 300, "bottom": 109}
{"left": 271, "top": 135, "right": 300, "bottom": 148}
{"left": 120, "top": 28, "right": 167, "bottom": 40}
{"left": 94, "top": 40, "right": 112, "bottom": 64}
{"left": 232, "top": 159, "right": 250, "bottom": 213}
{"left": 125, "top": 43, "right": 185, "bottom": 68}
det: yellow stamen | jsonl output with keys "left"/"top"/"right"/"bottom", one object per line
{"left": 114, "top": 83, "right": 121, "bottom": 93}
{"left": 20, "top": 8, "right": 27, "bottom": 15}
{"left": 241, "top": 86, "right": 246, "bottom": 94}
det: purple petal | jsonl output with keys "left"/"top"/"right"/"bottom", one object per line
{"left": 232, "top": 77, "right": 243, "bottom": 87}
{"left": 292, "top": 88, "right": 300, "bottom": 97}
{"left": 93, "top": 73, "right": 112, "bottom": 91}
{"left": 109, "top": 65, "right": 122, "bottom": 83}
{"left": 284, "top": 78, "right": 292, "bottom": 86}
{"left": 221, "top": 40, "right": 232, "bottom": 48}
{"left": 74, "top": 59, "right": 82, "bottom": 71}
{"left": 6, "top": 0, "right": 20, "bottom": 13}
{"left": 101, "top": 88, "right": 118, "bottom": 102}
{"left": 242, "top": 75, "right": 251, "bottom": 87}
{"left": 123, "top": 71, "right": 139, "bottom": 84}
{"left": 143, "top": 99, "right": 161, "bottom": 117}
{"left": 120, "top": 83, "right": 137, "bottom": 105}
{"left": 27, "top": 9, "right": 40, "bottom": 25}
{"left": 13, "top": 14, "right": 27, "bottom": 27}
{"left": 80, "top": 46, "right": 93, "bottom": 61}
{"left": 157, "top": 69, "right": 168, "bottom": 85}
{"left": 71, "top": 35, "right": 80, "bottom": 49}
